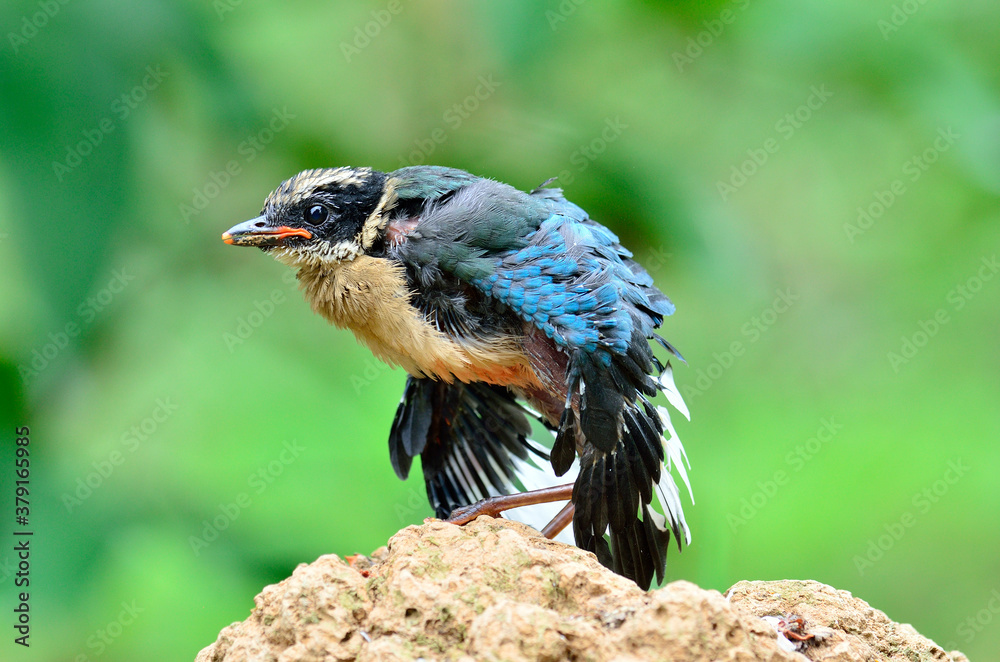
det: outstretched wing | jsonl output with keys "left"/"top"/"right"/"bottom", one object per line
{"left": 388, "top": 376, "right": 539, "bottom": 512}
{"left": 391, "top": 174, "right": 677, "bottom": 443}
{"left": 388, "top": 168, "right": 692, "bottom": 588}
{"left": 388, "top": 376, "right": 577, "bottom": 542}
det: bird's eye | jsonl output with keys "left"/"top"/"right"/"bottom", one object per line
{"left": 305, "top": 205, "right": 328, "bottom": 225}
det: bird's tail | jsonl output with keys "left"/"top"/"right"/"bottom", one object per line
{"left": 571, "top": 361, "right": 693, "bottom": 589}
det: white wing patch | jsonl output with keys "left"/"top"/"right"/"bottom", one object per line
{"left": 659, "top": 361, "right": 691, "bottom": 422}
{"left": 653, "top": 370, "right": 694, "bottom": 546}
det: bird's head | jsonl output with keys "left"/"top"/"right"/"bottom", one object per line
{"left": 222, "top": 167, "right": 394, "bottom": 268}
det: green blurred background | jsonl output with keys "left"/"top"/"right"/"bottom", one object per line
{"left": 1, "top": 0, "right": 998, "bottom": 659}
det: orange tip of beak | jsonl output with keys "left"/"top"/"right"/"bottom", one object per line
{"left": 222, "top": 232, "right": 234, "bottom": 244}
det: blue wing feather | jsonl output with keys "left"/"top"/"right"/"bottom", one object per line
{"left": 391, "top": 170, "right": 675, "bottom": 363}
{"left": 388, "top": 169, "right": 686, "bottom": 590}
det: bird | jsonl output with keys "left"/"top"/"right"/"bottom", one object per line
{"left": 222, "top": 165, "right": 693, "bottom": 589}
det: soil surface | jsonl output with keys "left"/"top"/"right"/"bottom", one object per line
{"left": 196, "top": 517, "right": 969, "bottom": 662}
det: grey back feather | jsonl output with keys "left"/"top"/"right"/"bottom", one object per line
{"left": 398, "top": 178, "right": 550, "bottom": 281}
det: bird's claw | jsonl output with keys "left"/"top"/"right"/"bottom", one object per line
{"left": 445, "top": 498, "right": 505, "bottom": 526}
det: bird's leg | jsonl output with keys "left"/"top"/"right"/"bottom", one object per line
{"left": 445, "top": 484, "right": 575, "bottom": 527}
{"left": 541, "top": 502, "right": 575, "bottom": 539}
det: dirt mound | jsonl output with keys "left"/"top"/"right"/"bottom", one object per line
{"left": 196, "top": 517, "right": 968, "bottom": 662}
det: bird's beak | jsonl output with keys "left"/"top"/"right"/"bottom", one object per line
{"left": 222, "top": 216, "right": 313, "bottom": 247}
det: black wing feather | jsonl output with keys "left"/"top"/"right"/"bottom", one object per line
{"left": 389, "top": 376, "right": 539, "bottom": 519}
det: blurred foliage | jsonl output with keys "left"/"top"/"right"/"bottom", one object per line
{"left": 1, "top": 0, "right": 998, "bottom": 660}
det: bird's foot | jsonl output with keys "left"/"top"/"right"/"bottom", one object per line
{"left": 442, "top": 484, "right": 576, "bottom": 536}
{"left": 445, "top": 497, "right": 509, "bottom": 526}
